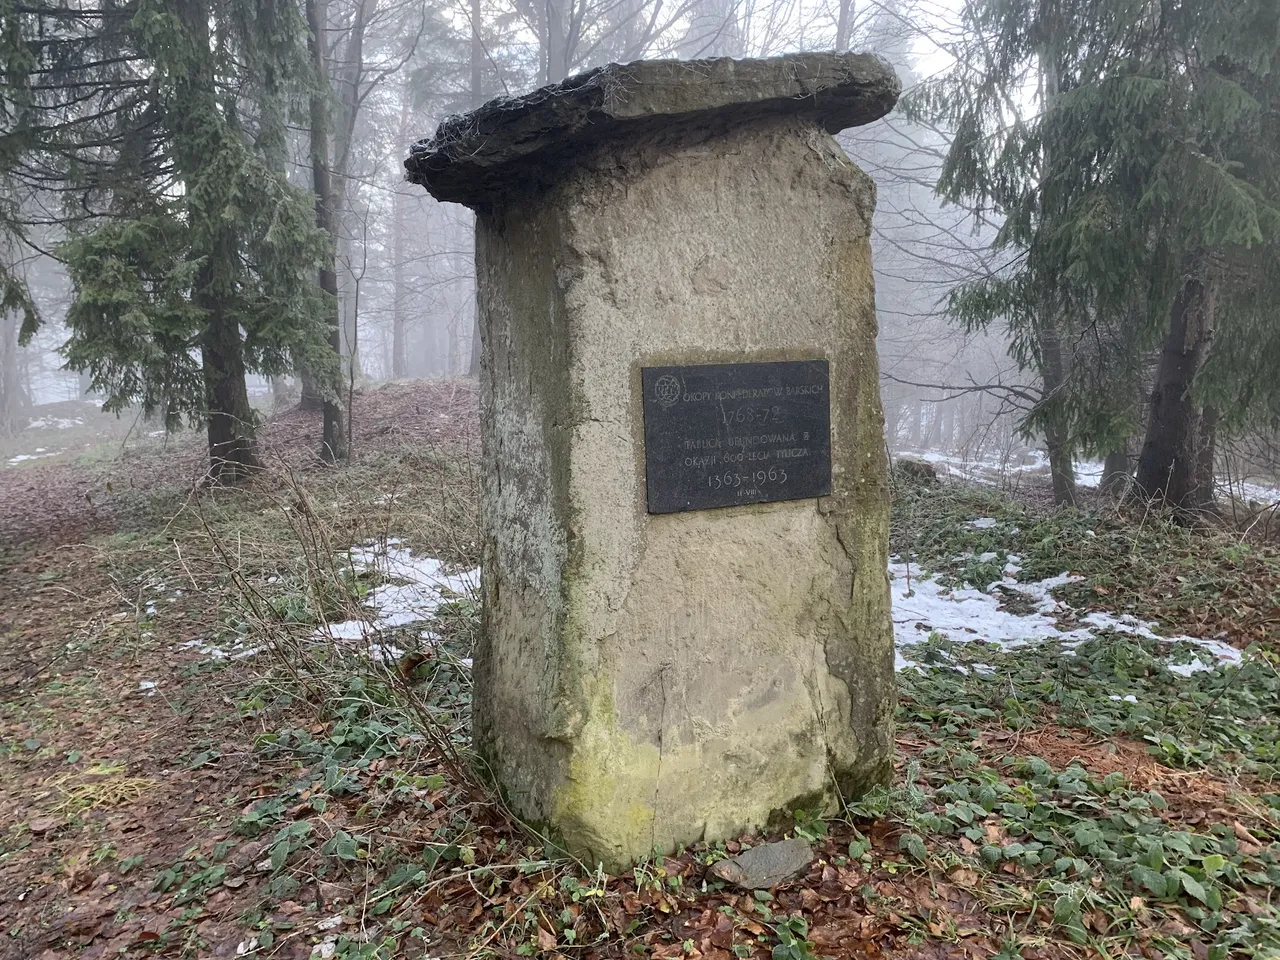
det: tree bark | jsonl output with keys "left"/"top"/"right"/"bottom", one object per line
{"left": 544, "top": 0, "right": 572, "bottom": 82}
{"left": 835, "top": 0, "right": 854, "bottom": 50}
{"left": 1135, "top": 262, "right": 1215, "bottom": 508}
{"left": 1045, "top": 429, "right": 1076, "bottom": 506}
{"left": 448, "top": 318, "right": 461, "bottom": 376}
{"left": 1193, "top": 404, "right": 1218, "bottom": 509}
{"left": 467, "top": 0, "right": 485, "bottom": 377}
{"left": 0, "top": 309, "right": 22, "bottom": 436}
{"left": 1100, "top": 447, "right": 1130, "bottom": 497}
{"left": 1039, "top": 325, "right": 1077, "bottom": 506}
{"left": 391, "top": 94, "right": 411, "bottom": 380}
{"left": 306, "top": 0, "right": 348, "bottom": 462}
{"left": 201, "top": 257, "right": 261, "bottom": 483}
{"left": 299, "top": 363, "right": 324, "bottom": 410}
{"left": 1032, "top": 5, "right": 1076, "bottom": 509}
{"left": 270, "top": 375, "right": 293, "bottom": 412}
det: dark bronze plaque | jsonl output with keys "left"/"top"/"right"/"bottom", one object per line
{"left": 641, "top": 360, "right": 832, "bottom": 514}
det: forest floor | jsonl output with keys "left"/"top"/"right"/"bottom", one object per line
{"left": 2, "top": 379, "right": 1279, "bottom": 960}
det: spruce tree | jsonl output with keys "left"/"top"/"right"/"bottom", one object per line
{"left": 10, "top": 0, "right": 331, "bottom": 482}
{"left": 911, "top": 0, "right": 1280, "bottom": 508}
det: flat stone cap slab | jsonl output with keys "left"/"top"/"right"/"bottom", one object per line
{"left": 405, "top": 52, "right": 899, "bottom": 208}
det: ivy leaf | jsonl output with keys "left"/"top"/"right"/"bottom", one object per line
{"left": 1130, "top": 864, "right": 1166, "bottom": 897}
{"left": 1052, "top": 891, "right": 1088, "bottom": 944}
{"left": 899, "top": 833, "right": 928, "bottom": 861}
{"left": 1176, "top": 870, "right": 1209, "bottom": 904}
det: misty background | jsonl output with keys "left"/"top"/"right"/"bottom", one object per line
{"left": 3, "top": 0, "right": 1277, "bottom": 506}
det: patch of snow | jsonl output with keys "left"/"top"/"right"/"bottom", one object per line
{"left": 892, "top": 528, "right": 1244, "bottom": 677}
{"left": 316, "top": 542, "right": 479, "bottom": 652}
{"left": 179, "top": 637, "right": 264, "bottom": 661}
{"left": 903, "top": 447, "right": 1280, "bottom": 507}
{"left": 368, "top": 643, "right": 406, "bottom": 664}
{"left": 891, "top": 561, "right": 1078, "bottom": 654}
{"left": 1076, "top": 460, "right": 1105, "bottom": 489}
{"left": 7, "top": 448, "right": 64, "bottom": 465}
{"left": 26, "top": 416, "right": 83, "bottom": 430}
{"left": 1234, "top": 479, "right": 1280, "bottom": 507}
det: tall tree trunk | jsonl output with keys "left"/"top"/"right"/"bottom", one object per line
{"left": 270, "top": 375, "right": 292, "bottom": 412}
{"left": 448, "top": 318, "right": 460, "bottom": 376}
{"left": 1193, "top": 404, "right": 1218, "bottom": 510}
{"left": 1100, "top": 447, "right": 1130, "bottom": 497}
{"left": 201, "top": 259, "right": 261, "bottom": 483}
{"left": 1135, "top": 262, "right": 1215, "bottom": 508}
{"left": 391, "top": 198, "right": 408, "bottom": 379}
{"left": 1032, "top": 7, "right": 1075, "bottom": 508}
{"left": 1045, "top": 429, "right": 1076, "bottom": 506}
{"left": 299, "top": 364, "right": 324, "bottom": 410}
{"left": 391, "top": 94, "right": 411, "bottom": 380}
{"left": 835, "top": 0, "right": 854, "bottom": 50}
{"left": 544, "top": 0, "right": 572, "bottom": 82}
{"left": 467, "top": 0, "right": 484, "bottom": 377}
{"left": 306, "top": 0, "right": 348, "bottom": 462}
{"left": 1039, "top": 324, "right": 1077, "bottom": 506}
{"left": 177, "top": 0, "right": 258, "bottom": 482}
{"left": 0, "top": 309, "right": 22, "bottom": 436}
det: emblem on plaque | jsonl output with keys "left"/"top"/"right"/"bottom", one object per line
{"left": 653, "top": 374, "right": 681, "bottom": 408}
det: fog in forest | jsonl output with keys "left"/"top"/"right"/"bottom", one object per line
{"left": 4, "top": 0, "right": 1280, "bottom": 512}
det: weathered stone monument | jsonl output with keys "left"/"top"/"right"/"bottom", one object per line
{"left": 406, "top": 53, "right": 899, "bottom": 868}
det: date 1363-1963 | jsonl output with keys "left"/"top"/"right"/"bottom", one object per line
{"left": 641, "top": 359, "right": 833, "bottom": 514}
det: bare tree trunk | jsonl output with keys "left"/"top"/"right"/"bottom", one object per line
{"left": 306, "top": 0, "right": 348, "bottom": 462}
{"left": 467, "top": 0, "right": 485, "bottom": 377}
{"left": 544, "top": 0, "right": 572, "bottom": 82}
{"left": 391, "top": 203, "right": 408, "bottom": 379}
{"left": 392, "top": 94, "right": 411, "bottom": 380}
{"left": 835, "top": 0, "right": 854, "bottom": 50}
{"left": 1135, "top": 261, "right": 1215, "bottom": 508}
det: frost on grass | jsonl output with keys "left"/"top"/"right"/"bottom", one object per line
{"left": 892, "top": 535, "right": 1244, "bottom": 678}
{"left": 318, "top": 540, "right": 479, "bottom": 666}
